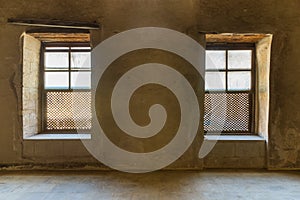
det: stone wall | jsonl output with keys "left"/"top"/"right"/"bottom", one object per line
{"left": 204, "top": 140, "right": 266, "bottom": 169}
{"left": 0, "top": 0, "right": 299, "bottom": 170}
{"left": 22, "top": 34, "right": 40, "bottom": 138}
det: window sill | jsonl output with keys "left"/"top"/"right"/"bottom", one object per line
{"left": 23, "top": 133, "right": 91, "bottom": 140}
{"left": 24, "top": 134, "right": 264, "bottom": 141}
{"left": 204, "top": 135, "right": 265, "bottom": 141}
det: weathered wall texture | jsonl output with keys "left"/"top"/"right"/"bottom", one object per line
{"left": 22, "top": 35, "right": 40, "bottom": 138}
{"left": 204, "top": 140, "right": 266, "bottom": 169}
{"left": 0, "top": 0, "right": 299, "bottom": 170}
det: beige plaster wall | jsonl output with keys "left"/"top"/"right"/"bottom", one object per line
{"left": 0, "top": 0, "right": 299, "bottom": 170}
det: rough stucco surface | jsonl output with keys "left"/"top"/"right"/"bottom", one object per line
{"left": 0, "top": 0, "right": 299, "bottom": 170}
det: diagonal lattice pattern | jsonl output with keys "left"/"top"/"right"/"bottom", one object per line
{"left": 204, "top": 92, "right": 251, "bottom": 133}
{"left": 46, "top": 91, "right": 91, "bottom": 130}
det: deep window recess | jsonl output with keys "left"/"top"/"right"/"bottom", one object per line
{"left": 42, "top": 43, "right": 92, "bottom": 132}
{"left": 204, "top": 43, "right": 255, "bottom": 134}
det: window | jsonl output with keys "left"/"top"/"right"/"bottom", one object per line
{"left": 41, "top": 43, "right": 92, "bottom": 132}
{"left": 204, "top": 43, "right": 255, "bottom": 134}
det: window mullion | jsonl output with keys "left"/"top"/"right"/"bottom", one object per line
{"left": 68, "top": 47, "right": 71, "bottom": 90}
{"left": 225, "top": 49, "right": 228, "bottom": 92}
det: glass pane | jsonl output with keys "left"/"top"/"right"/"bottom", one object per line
{"left": 45, "top": 52, "right": 68, "bottom": 69}
{"left": 45, "top": 72, "right": 69, "bottom": 89}
{"left": 45, "top": 47, "right": 69, "bottom": 50}
{"left": 71, "top": 72, "right": 91, "bottom": 89}
{"left": 71, "top": 47, "right": 91, "bottom": 50}
{"left": 228, "top": 50, "right": 252, "bottom": 69}
{"left": 206, "top": 50, "right": 226, "bottom": 70}
{"left": 228, "top": 72, "right": 251, "bottom": 90}
{"left": 205, "top": 72, "right": 226, "bottom": 91}
{"left": 71, "top": 52, "right": 91, "bottom": 69}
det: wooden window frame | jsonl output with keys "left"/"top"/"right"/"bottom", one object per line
{"left": 40, "top": 42, "right": 91, "bottom": 133}
{"left": 205, "top": 43, "right": 256, "bottom": 134}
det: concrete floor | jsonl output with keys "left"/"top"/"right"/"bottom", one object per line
{"left": 0, "top": 171, "right": 299, "bottom": 200}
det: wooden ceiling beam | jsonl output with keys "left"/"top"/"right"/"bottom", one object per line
{"left": 206, "top": 33, "right": 270, "bottom": 43}
{"left": 7, "top": 18, "right": 100, "bottom": 30}
{"left": 27, "top": 32, "right": 90, "bottom": 42}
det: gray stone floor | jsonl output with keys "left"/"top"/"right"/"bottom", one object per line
{"left": 0, "top": 170, "right": 299, "bottom": 200}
